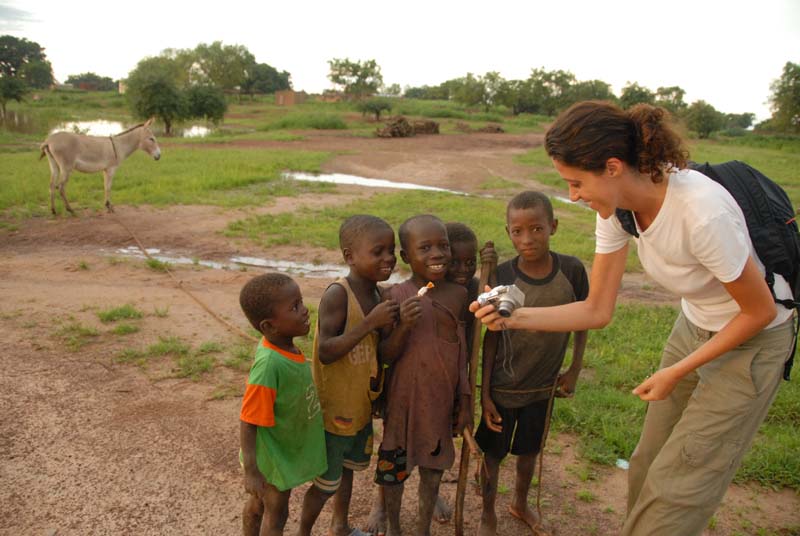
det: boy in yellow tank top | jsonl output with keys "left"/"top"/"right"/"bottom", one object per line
{"left": 298, "top": 215, "right": 400, "bottom": 536}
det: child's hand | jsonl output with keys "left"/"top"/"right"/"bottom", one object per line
{"left": 479, "top": 241, "right": 498, "bottom": 266}
{"left": 481, "top": 396, "right": 503, "bottom": 433}
{"left": 454, "top": 396, "right": 472, "bottom": 435}
{"left": 366, "top": 299, "right": 400, "bottom": 330}
{"left": 555, "top": 368, "right": 580, "bottom": 398}
{"left": 399, "top": 296, "right": 423, "bottom": 326}
{"left": 243, "top": 467, "right": 267, "bottom": 499}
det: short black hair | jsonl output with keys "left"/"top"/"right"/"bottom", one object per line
{"left": 239, "top": 273, "right": 294, "bottom": 331}
{"left": 445, "top": 222, "right": 477, "bottom": 247}
{"left": 398, "top": 214, "right": 444, "bottom": 251}
{"left": 506, "top": 191, "right": 554, "bottom": 223}
{"left": 339, "top": 214, "right": 393, "bottom": 251}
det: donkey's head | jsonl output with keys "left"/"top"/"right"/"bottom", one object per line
{"left": 139, "top": 118, "right": 161, "bottom": 161}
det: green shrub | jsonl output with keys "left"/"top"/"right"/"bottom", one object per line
{"left": 97, "top": 304, "right": 143, "bottom": 323}
{"left": 261, "top": 113, "right": 347, "bottom": 130}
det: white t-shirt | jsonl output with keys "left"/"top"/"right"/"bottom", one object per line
{"left": 596, "top": 168, "right": 793, "bottom": 332}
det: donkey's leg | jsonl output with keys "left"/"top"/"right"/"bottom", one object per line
{"left": 58, "top": 170, "right": 75, "bottom": 214}
{"left": 103, "top": 168, "right": 117, "bottom": 213}
{"left": 47, "top": 156, "right": 59, "bottom": 215}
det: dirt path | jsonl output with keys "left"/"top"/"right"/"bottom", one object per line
{"left": 2, "top": 131, "right": 797, "bottom": 535}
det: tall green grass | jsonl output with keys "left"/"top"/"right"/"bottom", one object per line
{"left": 260, "top": 113, "right": 348, "bottom": 131}
{"left": 0, "top": 147, "right": 332, "bottom": 214}
{"left": 552, "top": 303, "right": 800, "bottom": 488}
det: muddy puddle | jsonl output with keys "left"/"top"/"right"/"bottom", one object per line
{"left": 111, "top": 246, "right": 404, "bottom": 281}
{"left": 282, "top": 171, "right": 464, "bottom": 194}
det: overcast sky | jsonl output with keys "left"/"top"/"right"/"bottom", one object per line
{"left": 2, "top": 0, "right": 798, "bottom": 121}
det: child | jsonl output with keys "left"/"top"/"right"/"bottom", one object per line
{"left": 445, "top": 221, "right": 498, "bottom": 354}
{"left": 378, "top": 214, "right": 472, "bottom": 536}
{"left": 297, "top": 215, "right": 399, "bottom": 536}
{"left": 239, "top": 273, "right": 327, "bottom": 536}
{"left": 475, "top": 191, "right": 588, "bottom": 536}
{"left": 366, "top": 222, "right": 496, "bottom": 532}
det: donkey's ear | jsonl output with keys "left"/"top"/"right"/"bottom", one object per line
{"left": 144, "top": 117, "right": 154, "bottom": 127}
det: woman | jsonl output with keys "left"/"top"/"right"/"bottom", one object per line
{"left": 471, "top": 101, "right": 795, "bottom": 536}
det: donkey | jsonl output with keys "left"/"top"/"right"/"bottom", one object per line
{"left": 40, "top": 118, "right": 161, "bottom": 214}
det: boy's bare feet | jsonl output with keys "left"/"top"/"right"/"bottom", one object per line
{"left": 477, "top": 509, "right": 497, "bottom": 536}
{"left": 508, "top": 503, "right": 540, "bottom": 531}
{"left": 433, "top": 495, "right": 452, "bottom": 523}
{"left": 365, "top": 501, "right": 386, "bottom": 535}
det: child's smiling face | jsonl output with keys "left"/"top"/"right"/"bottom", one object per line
{"left": 346, "top": 226, "right": 397, "bottom": 282}
{"left": 446, "top": 240, "right": 477, "bottom": 286}
{"left": 401, "top": 218, "right": 452, "bottom": 282}
{"left": 264, "top": 281, "right": 310, "bottom": 338}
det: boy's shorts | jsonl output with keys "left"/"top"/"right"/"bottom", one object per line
{"left": 475, "top": 398, "right": 551, "bottom": 460}
{"left": 313, "top": 423, "right": 373, "bottom": 493}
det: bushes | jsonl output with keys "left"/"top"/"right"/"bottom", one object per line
{"left": 260, "top": 113, "right": 347, "bottom": 130}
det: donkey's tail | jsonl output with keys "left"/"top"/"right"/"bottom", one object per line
{"left": 39, "top": 143, "right": 49, "bottom": 160}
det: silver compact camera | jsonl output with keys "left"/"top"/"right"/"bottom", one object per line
{"left": 476, "top": 284, "right": 525, "bottom": 317}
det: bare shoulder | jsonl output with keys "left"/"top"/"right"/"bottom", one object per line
{"left": 319, "top": 282, "right": 348, "bottom": 313}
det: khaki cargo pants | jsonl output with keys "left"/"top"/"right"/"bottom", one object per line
{"left": 622, "top": 312, "right": 794, "bottom": 536}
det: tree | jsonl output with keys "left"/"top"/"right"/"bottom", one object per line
{"left": 66, "top": 72, "right": 117, "bottom": 91}
{"left": 724, "top": 112, "right": 755, "bottom": 130}
{"left": 356, "top": 97, "right": 392, "bottom": 121}
{"left": 685, "top": 100, "right": 724, "bottom": 139}
{"left": 327, "top": 58, "right": 383, "bottom": 99}
{"left": 619, "top": 82, "right": 655, "bottom": 109}
{"left": 126, "top": 57, "right": 188, "bottom": 134}
{"left": 768, "top": 61, "right": 800, "bottom": 133}
{"left": 0, "top": 75, "right": 28, "bottom": 117}
{"left": 193, "top": 41, "right": 255, "bottom": 93}
{"left": 20, "top": 60, "right": 53, "bottom": 89}
{"left": 403, "top": 84, "right": 450, "bottom": 100}
{"left": 241, "top": 63, "right": 291, "bottom": 97}
{"left": 566, "top": 79, "right": 616, "bottom": 106}
{"left": 655, "top": 86, "right": 687, "bottom": 115}
{"left": 382, "top": 83, "right": 401, "bottom": 96}
{"left": 0, "top": 35, "right": 46, "bottom": 77}
{"left": 533, "top": 69, "right": 577, "bottom": 116}
{"left": 185, "top": 84, "right": 227, "bottom": 124}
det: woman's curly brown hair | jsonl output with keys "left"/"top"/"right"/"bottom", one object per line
{"left": 545, "top": 101, "right": 689, "bottom": 182}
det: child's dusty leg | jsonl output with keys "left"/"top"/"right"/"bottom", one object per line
{"left": 510, "top": 452, "right": 540, "bottom": 528}
{"left": 432, "top": 494, "right": 452, "bottom": 523}
{"left": 384, "top": 483, "right": 404, "bottom": 536}
{"left": 297, "top": 484, "right": 332, "bottom": 536}
{"left": 478, "top": 454, "right": 501, "bottom": 536}
{"left": 416, "top": 467, "right": 443, "bottom": 536}
{"left": 365, "top": 485, "right": 387, "bottom": 535}
{"left": 330, "top": 468, "right": 354, "bottom": 535}
{"left": 242, "top": 493, "right": 264, "bottom": 536}
{"left": 262, "top": 484, "right": 292, "bottom": 536}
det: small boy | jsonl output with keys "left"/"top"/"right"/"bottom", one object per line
{"left": 239, "top": 273, "right": 327, "bottom": 536}
{"left": 476, "top": 191, "right": 588, "bottom": 536}
{"left": 445, "top": 221, "right": 497, "bottom": 355}
{"left": 378, "top": 214, "right": 471, "bottom": 536}
{"left": 366, "top": 222, "right": 496, "bottom": 532}
{"left": 298, "top": 215, "right": 399, "bottom": 536}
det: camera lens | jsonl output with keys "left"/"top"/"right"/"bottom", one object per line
{"left": 497, "top": 302, "right": 513, "bottom": 317}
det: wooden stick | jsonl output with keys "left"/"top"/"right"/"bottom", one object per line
{"left": 454, "top": 248, "right": 495, "bottom": 536}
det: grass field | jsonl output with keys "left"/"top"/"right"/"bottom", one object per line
{"left": 2, "top": 91, "right": 799, "bottom": 489}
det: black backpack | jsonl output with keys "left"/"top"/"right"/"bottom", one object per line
{"left": 615, "top": 161, "right": 800, "bottom": 380}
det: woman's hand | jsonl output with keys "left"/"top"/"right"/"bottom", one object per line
{"left": 469, "top": 285, "right": 509, "bottom": 331}
{"left": 632, "top": 366, "right": 682, "bottom": 401}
